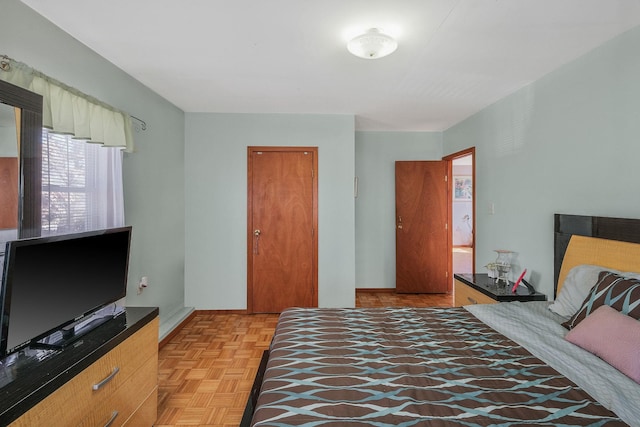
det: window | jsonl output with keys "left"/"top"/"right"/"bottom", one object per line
{"left": 41, "top": 129, "right": 125, "bottom": 235}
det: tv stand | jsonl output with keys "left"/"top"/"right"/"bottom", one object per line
{"left": 0, "top": 306, "right": 158, "bottom": 426}
{"left": 34, "top": 305, "right": 125, "bottom": 350}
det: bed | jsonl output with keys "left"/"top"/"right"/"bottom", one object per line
{"left": 245, "top": 214, "right": 640, "bottom": 426}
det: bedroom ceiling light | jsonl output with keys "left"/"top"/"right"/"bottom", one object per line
{"left": 347, "top": 28, "right": 397, "bottom": 59}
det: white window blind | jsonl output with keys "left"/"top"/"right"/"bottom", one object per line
{"left": 41, "top": 129, "right": 125, "bottom": 235}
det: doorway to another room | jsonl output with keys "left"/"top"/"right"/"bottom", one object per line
{"left": 446, "top": 149, "right": 475, "bottom": 277}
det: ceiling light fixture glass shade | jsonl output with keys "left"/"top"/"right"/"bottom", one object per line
{"left": 347, "top": 28, "right": 398, "bottom": 59}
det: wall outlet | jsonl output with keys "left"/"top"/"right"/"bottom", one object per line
{"left": 137, "top": 276, "right": 148, "bottom": 295}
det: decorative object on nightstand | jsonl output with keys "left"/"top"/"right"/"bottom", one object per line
{"left": 512, "top": 268, "right": 527, "bottom": 293}
{"left": 494, "top": 250, "right": 513, "bottom": 284}
{"left": 485, "top": 262, "right": 497, "bottom": 279}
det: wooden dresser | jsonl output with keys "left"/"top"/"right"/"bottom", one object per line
{"left": 0, "top": 307, "right": 158, "bottom": 427}
{"left": 454, "top": 274, "right": 546, "bottom": 307}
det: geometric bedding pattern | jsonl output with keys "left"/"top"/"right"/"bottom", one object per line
{"left": 563, "top": 271, "right": 640, "bottom": 330}
{"left": 251, "top": 307, "right": 626, "bottom": 426}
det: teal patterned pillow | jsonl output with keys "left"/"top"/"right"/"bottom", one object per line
{"left": 563, "top": 271, "right": 640, "bottom": 330}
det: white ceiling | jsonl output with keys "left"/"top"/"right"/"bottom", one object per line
{"left": 20, "top": 0, "right": 640, "bottom": 131}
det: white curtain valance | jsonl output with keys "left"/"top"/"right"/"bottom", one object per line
{"left": 0, "top": 58, "right": 134, "bottom": 152}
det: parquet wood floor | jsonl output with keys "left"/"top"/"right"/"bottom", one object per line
{"left": 355, "top": 289, "right": 453, "bottom": 308}
{"left": 155, "top": 290, "right": 452, "bottom": 427}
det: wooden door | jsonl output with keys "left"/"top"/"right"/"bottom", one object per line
{"left": 395, "top": 161, "right": 449, "bottom": 293}
{"left": 248, "top": 147, "right": 318, "bottom": 313}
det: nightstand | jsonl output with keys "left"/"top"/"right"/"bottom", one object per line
{"left": 454, "top": 273, "right": 546, "bottom": 307}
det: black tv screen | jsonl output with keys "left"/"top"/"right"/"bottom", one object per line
{"left": 0, "top": 226, "right": 131, "bottom": 356}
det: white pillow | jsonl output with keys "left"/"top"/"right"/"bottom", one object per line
{"left": 549, "top": 264, "right": 640, "bottom": 318}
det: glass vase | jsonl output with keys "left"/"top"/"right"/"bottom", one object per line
{"left": 494, "top": 250, "right": 512, "bottom": 285}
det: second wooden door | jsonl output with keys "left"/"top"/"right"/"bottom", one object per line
{"left": 395, "top": 161, "right": 449, "bottom": 293}
{"left": 248, "top": 147, "right": 318, "bottom": 313}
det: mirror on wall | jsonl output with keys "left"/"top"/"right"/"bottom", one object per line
{"left": 0, "top": 103, "right": 20, "bottom": 246}
{"left": 0, "top": 79, "right": 43, "bottom": 261}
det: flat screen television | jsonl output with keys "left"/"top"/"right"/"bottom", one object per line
{"left": 0, "top": 226, "right": 132, "bottom": 357}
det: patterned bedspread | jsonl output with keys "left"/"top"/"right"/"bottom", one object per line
{"left": 250, "top": 307, "right": 627, "bottom": 426}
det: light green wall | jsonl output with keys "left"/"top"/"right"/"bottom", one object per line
{"left": 444, "top": 26, "right": 640, "bottom": 297}
{"left": 184, "top": 113, "right": 356, "bottom": 309}
{"left": 3, "top": 0, "right": 187, "bottom": 337}
{"left": 7, "top": 0, "right": 640, "bottom": 321}
{"left": 355, "top": 131, "right": 442, "bottom": 289}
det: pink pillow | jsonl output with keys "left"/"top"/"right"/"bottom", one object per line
{"left": 565, "top": 305, "right": 640, "bottom": 383}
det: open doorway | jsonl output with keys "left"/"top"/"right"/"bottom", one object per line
{"left": 445, "top": 149, "right": 475, "bottom": 279}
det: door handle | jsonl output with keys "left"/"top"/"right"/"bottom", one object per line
{"left": 254, "top": 229, "right": 261, "bottom": 254}
{"left": 397, "top": 216, "right": 403, "bottom": 230}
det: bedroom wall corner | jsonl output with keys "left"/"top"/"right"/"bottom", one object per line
{"left": 443, "top": 26, "right": 640, "bottom": 298}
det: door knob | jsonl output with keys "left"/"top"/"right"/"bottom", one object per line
{"left": 254, "top": 229, "right": 261, "bottom": 236}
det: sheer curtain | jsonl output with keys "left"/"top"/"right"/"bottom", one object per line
{"left": 41, "top": 129, "right": 124, "bottom": 235}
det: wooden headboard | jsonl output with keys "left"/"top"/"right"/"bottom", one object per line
{"left": 554, "top": 214, "right": 640, "bottom": 295}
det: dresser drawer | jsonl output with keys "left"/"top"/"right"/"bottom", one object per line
{"left": 454, "top": 280, "right": 496, "bottom": 306}
{"left": 122, "top": 386, "right": 158, "bottom": 426}
{"left": 10, "top": 317, "right": 158, "bottom": 427}
{"left": 78, "top": 354, "right": 158, "bottom": 427}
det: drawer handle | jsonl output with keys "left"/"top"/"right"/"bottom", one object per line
{"left": 93, "top": 367, "right": 120, "bottom": 391}
{"left": 467, "top": 296, "right": 478, "bottom": 304}
{"left": 103, "top": 410, "right": 119, "bottom": 427}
